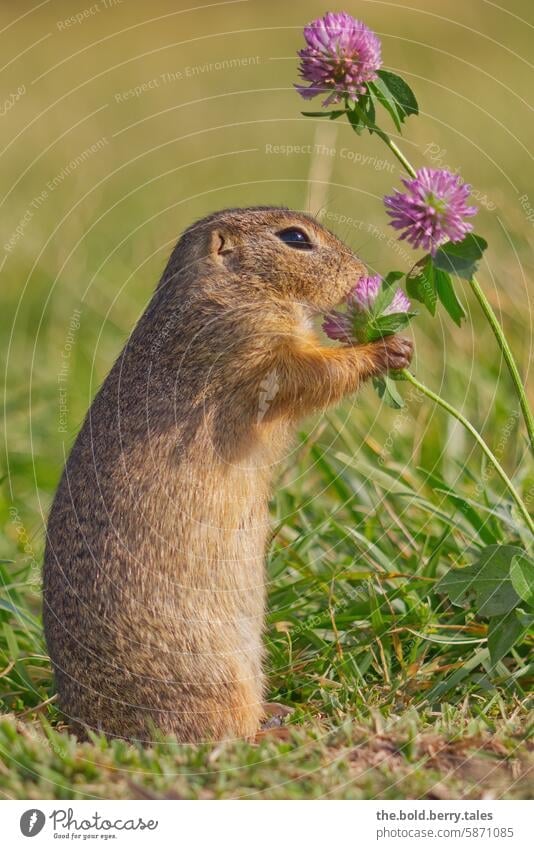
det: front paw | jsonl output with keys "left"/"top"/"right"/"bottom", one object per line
{"left": 374, "top": 336, "right": 413, "bottom": 372}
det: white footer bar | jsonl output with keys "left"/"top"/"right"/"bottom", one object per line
{"left": 4, "top": 799, "right": 532, "bottom": 848}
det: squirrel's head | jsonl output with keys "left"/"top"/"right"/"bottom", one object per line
{"left": 171, "top": 206, "right": 366, "bottom": 313}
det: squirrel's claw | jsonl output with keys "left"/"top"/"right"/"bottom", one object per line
{"left": 376, "top": 335, "right": 414, "bottom": 372}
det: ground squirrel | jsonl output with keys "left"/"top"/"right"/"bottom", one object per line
{"left": 43, "top": 206, "right": 413, "bottom": 743}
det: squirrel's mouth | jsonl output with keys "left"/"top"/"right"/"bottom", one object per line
{"left": 301, "top": 268, "right": 366, "bottom": 317}
{"left": 336, "top": 268, "right": 367, "bottom": 307}
{"left": 311, "top": 277, "right": 362, "bottom": 315}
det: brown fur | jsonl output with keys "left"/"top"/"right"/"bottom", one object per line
{"left": 43, "top": 206, "right": 412, "bottom": 743}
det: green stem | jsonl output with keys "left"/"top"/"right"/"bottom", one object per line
{"left": 402, "top": 369, "right": 534, "bottom": 534}
{"left": 470, "top": 275, "right": 534, "bottom": 452}
{"left": 350, "top": 102, "right": 418, "bottom": 178}
{"left": 366, "top": 121, "right": 533, "bottom": 453}
{"left": 378, "top": 132, "right": 417, "bottom": 178}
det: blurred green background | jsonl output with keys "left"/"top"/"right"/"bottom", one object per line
{"left": 1, "top": 0, "right": 532, "bottom": 577}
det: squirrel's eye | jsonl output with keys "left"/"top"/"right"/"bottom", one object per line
{"left": 276, "top": 227, "right": 313, "bottom": 250}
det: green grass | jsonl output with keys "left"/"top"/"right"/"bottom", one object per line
{"left": 1, "top": 424, "right": 532, "bottom": 798}
{"left": 1, "top": 706, "right": 531, "bottom": 800}
{"left": 0, "top": 0, "right": 533, "bottom": 799}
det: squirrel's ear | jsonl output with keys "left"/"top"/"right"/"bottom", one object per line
{"left": 210, "top": 230, "right": 235, "bottom": 265}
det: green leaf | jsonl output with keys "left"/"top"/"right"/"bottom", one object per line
{"left": 417, "top": 465, "right": 500, "bottom": 545}
{"left": 434, "top": 267, "right": 466, "bottom": 326}
{"left": 510, "top": 553, "right": 534, "bottom": 606}
{"left": 367, "top": 79, "right": 402, "bottom": 131}
{"left": 433, "top": 234, "right": 488, "bottom": 281}
{"left": 371, "top": 280, "right": 398, "bottom": 316}
{"left": 427, "top": 490, "right": 499, "bottom": 547}
{"left": 487, "top": 611, "right": 526, "bottom": 667}
{"left": 406, "top": 256, "right": 465, "bottom": 323}
{"left": 376, "top": 70, "right": 418, "bottom": 121}
{"left": 0, "top": 599, "right": 41, "bottom": 629}
{"left": 351, "top": 279, "right": 415, "bottom": 342}
{"left": 384, "top": 271, "right": 405, "bottom": 287}
{"left": 346, "top": 106, "right": 365, "bottom": 135}
{"left": 436, "top": 544, "right": 525, "bottom": 617}
{"left": 350, "top": 310, "right": 370, "bottom": 343}
{"left": 365, "top": 97, "right": 375, "bottom": 127}
{"left": 359, "top": 94, "right": 376, "bottom": 132}
{"left": 426, "top": 648, "right": 489, "bottom": 702}
{"left": 406, "top": 256, "right": 437, "bottom": 315}
{"left": 367, "top": 312, "right": 415, "bottom": 340}
{"left": 301, "top": 110, "right": 347, "bottom": 120}
{"left": 373, "top": 376, "right": 404, "bottom": 409}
